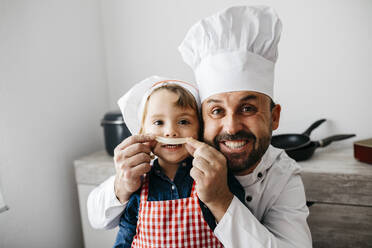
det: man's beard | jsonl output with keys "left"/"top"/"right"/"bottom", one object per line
{"left": 212, "top": 130, "right": 271, "bottom": 174}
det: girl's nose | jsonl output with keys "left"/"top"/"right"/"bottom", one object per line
{"left": 165, "top": 131, "right": 178, "bottom": 137}
{"left": 164, "top": 125, "right": 178, "bottom": 137}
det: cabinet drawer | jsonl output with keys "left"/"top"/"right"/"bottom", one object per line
{"left": 308, "top": 203, "right": 372, "bottom": 248}
{"left": 302, "top": 172, "right": 372, "bottom": 206}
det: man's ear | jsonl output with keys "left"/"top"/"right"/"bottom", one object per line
{"left": 271, "top": 104, "right": 281, "bottom": 131}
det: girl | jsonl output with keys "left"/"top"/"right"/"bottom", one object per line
{"left": 114, "top": 76, "right": 245, "bottom": 248}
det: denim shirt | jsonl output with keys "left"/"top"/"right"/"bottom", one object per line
{"left": 113, "top": 157, "right": 246, "bottom": 248}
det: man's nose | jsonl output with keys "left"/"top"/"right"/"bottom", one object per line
{"left": 222, "top": 113, "right": 242, "bottom": 135}
{"left": 164, "top": 124, "right": 178, "bottom": 137}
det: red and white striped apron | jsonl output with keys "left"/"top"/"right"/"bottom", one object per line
{"left": 131, "top": 176, "right": 224, "bottom": 248}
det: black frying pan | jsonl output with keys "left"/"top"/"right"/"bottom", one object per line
{"left": 271, "top": 119, "right": 326, "bottom": 151}
{"left": 286, "top": 134, "right": 356, "bottom": 161}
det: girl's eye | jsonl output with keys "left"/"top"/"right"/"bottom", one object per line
{"left": 153, "top": 120, "right": 163, "bottom": 125}
{"left": 178, "top": 119, "right": 190, "bottom": 125}
{"left": 211, "top": 108, "right": 223, "bottom": 116}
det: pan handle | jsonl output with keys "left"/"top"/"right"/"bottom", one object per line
{"left": 318, "top": 134, "right": 356, "bottom": 147}
{"left": 302, "top": 119, "right": 327, "bottom": 136}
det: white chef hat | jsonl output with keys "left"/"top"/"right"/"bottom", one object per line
{"left": 178, "top": 5, "right": 282, "bottom": 102}
{"left": 117, "top": 75, "right": 200, "bottom": 134}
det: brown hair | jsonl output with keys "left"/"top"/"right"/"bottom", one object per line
{"left": 139, "top": 84, "right": 200, "bottom": 134}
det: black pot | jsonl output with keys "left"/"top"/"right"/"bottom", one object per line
{"left": 101, "top": 111, "right": 131, "bottom": 156}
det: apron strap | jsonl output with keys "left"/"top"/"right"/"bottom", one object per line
{"left": 139, "top": 174, "right": 150, "bottom": 202}
{"left": 190, "top": 180, "right": 198, "bottom": 197}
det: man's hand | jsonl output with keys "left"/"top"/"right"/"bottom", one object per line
{"left": 185, "top": 138, "right": 234, "bottom": 221}
{"left": 113, "top": 134, "right": 156, "bottom": 204}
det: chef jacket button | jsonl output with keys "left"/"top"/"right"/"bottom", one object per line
{"left": 258, "top": 172, "right": 263, "bottom": 178}
{"left": 246, "top": 195, "right": 252, "bottom": 202}
{"left": 171, "top": 185, "right": 175, "bottom": 190}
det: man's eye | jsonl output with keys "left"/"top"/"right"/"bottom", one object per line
{"left": 153, "top": 120, "right": 163, "bottom": 125}
{"left": 178, "top": 119, "right": 190, "bottom": 125}
{"left": 241, "top": 106, "right": 256, "bottom": 113}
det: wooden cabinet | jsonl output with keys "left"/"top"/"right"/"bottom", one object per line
{"left": 299, "top": 148, "right": 372, "bottom": 248}
{"left": 77, "top": 184, "right": 117, "bottom": 248}
{"left": 74, "top": 151, "right": 117, "bottom": 248}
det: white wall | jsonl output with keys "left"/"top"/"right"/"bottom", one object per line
{"left": 102, "top": 0, "right": 371, "bottom": 147}
{"left": 0, "top": 0, "right": 108, "bottom": 247}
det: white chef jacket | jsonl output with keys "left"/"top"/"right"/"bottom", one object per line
{"left": 87, "top": 145, "right": 312, "bottom": 247}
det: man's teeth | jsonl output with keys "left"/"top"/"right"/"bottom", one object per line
{"left": 224, "top": 141, "right": 247, "bottom": 149}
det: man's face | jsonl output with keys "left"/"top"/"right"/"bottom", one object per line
{"left": 202, "top": 91, "right": 281, "bottom": 175}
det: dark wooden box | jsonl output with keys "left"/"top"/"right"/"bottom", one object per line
{"left": 354, "top": 138, "right": 372, "bottom": 164}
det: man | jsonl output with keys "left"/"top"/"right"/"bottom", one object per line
{"left": 88, "top": 6, "right": 312, "bottom": 247}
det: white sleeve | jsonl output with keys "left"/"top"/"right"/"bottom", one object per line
{"left": 214, "top": 175, "right": 312, "bottom": 248}
{"left": 87, "top": 175, "right": 127, "bottom": 230}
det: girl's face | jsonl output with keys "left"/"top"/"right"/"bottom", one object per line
{"left": 142, "top": 89, "right": 199, "bottom": 166}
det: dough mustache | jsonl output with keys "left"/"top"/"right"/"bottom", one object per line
{"left": 155, "top": 136, "right": 189, "bottom": 145}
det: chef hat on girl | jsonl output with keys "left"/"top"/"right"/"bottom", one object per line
{"left": 178, "top": 5, "right": 282, "bottom": 102}
{"left": 117, "top": 76, "right": 200, "bottom": 134}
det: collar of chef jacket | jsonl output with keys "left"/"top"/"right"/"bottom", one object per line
{"left": 235, "top": 145, "right": 283, "bottom": 187}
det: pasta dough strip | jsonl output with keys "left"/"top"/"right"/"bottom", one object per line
{"left": 155, "top": 136, "right": 188, "bottom": 145}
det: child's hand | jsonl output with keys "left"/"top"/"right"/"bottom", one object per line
{"left": 113, "top": 134, "right": 156, "bottom": 204}
{"left": 185, "top": 138, "right": 234, "bottom": 221}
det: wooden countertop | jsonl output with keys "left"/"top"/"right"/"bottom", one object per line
{"left": 74, "top": 150, "right": 115, "bottom": 186}
{"left": 299, "top": 147, "right": 372, "bottom": 176}
{"left": 74, "top": 147, "right": 372, "bottom": 206}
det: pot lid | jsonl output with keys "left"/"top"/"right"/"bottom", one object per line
{"left": 101, "top": 111, "right": 124, "bottom": 124}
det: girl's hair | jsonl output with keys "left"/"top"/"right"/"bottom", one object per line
{"left": 139, "top": 84, "right": 200, "bottom": 134}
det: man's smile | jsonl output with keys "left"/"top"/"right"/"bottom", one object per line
{"left": 219, "top": 139, "right": 252, "bottom": 153}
